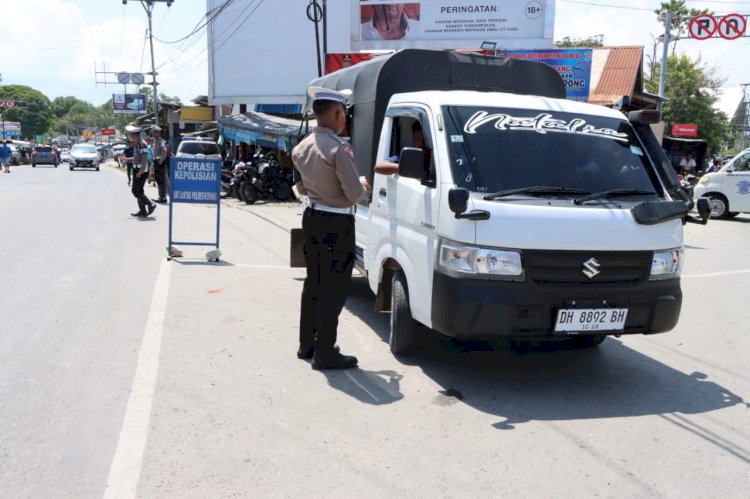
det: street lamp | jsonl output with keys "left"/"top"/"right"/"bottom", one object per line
{"left": 121, "top": 0, "right": 174, "bottom": 127}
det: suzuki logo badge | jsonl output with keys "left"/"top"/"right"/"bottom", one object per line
{"left": 582, "top": 257, "right": 601, "bottom": 279}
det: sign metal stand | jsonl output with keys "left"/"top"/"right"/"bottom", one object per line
{"left": 167, "top": 157, "right": 222, "bottom": 261}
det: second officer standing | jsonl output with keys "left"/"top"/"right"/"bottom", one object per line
{"left": 292, "top": 87, "right": 371, "bottom": 370}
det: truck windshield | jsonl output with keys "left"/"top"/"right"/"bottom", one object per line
{"left": 443, "top": 106, "right": 661, "bottom": 197}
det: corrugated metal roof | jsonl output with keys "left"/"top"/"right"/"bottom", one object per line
{"left": 589, "top": 46, "right": 644, "bottom": 105}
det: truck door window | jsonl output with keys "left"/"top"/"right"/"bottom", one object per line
{"left": 443, "top": 106, "right": 662, "bottom": 197}
{"left": 389, "top": 116, "right": 436, "bottom": 183}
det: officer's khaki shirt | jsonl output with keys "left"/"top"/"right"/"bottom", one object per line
{"left": 292, "top": 127, "right": 366, "bottom": 208}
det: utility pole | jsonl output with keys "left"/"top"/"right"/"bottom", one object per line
{"left": 122, "top": 0, "right": 174, "bottom": 127}
{"left": 658, "top": 12, "right": 673, "bottom": 112}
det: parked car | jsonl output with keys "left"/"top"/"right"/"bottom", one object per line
{"left": 31, "top": 145, "right": 58, "bottom": 167}
{"left": 175, "top": 139, "right": 221, "bottom": 159}
{"left": 694, "top": 148, "right": 750, "bottom": 218}
{"left": 68, "top": 144, "right": 100, "bottom": 171}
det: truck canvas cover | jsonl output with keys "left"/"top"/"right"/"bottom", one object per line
{"left": 306, "top": 49, "right": 566, "bottom": 179}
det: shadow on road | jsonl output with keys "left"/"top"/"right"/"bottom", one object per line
{"left": 319, "top": 369, "right": 404, "bottom": 406}
{"left": 343, "top": 277, "right": 746, "bottom": 430}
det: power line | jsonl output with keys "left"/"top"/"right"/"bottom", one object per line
{"left": 153, "top": 0, "right": 236, "bottom": 44}
{"left": 559, "top": 0, "right": 654, "bottom": 11}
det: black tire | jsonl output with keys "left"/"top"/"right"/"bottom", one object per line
{"left": 706, "top": 194, "right": 729, "bottom": 219}
{"left": 32, "top": 163, "right": 36, "bottom": 168}
{"left": 54, "top": 164, "right": 58, "bottom": 168}
{"left": 69, "top": 167, "right": 73, "bottom": 171}
{"left": 242, "top": 182, "right": 258, "bottom": 205}
{"left": 232, "top": 183, "right": 242, "bottom": 200}
{"left": 571, "top": 334, "right": 607, "bottom": 349}
{"left": 273, "top": 179, "right": 293, "bottom": 201}
{"left": 236, "top": 181, "right": 247, "bottom": 202}
{"left": 389, "top": 270, "right": 419, "bottom": 355}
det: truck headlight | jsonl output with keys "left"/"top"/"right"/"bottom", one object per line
{"left": 650, "top": 248, "right": 683, "bottom": 280}
{"left": 438, "top": 239, "right": 524, "bottom": 279}
{"left": 698, "top": 175, "right": 710, "bottom": 185}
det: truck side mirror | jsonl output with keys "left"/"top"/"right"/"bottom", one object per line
{"left": 448, "top": 188, "right": 469, "bottom": 215}
{"left": 398, "top": 147, "right": 424, "bottom": 180}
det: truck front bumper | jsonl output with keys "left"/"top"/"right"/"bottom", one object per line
{"left": 430, "top": 271, "right": 681, "bottom": 338}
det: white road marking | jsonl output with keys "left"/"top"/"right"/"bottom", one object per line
{"left": 104, "top": 259, "right": 172, "bottom": 499}
{"left": 682, "top": 269, "right": 750, "bottom": 278}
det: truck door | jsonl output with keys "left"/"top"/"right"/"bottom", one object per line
{"left": 724, "top": 152, "right": 750, "bottom": 212}
{"left": 368, "top": 108, "right": 441, "bottom": 326}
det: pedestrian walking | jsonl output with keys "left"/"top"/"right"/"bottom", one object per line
{"left": 292, "top": 86, "right": 371, "bottom": 370}
{"left": 0, "top": 141, "right": 12, "bottom": 173}
{"left": 126, "top": 126, "right": 156, "bottom": 218}
{"left": 150, "top": 125, "right": 168, "bottom": 203}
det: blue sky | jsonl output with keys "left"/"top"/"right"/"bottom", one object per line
{"left": 1, "top": 0, "right": 746, "bottom": 115}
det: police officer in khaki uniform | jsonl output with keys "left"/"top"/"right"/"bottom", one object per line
{"left": 293, "top": 86, "right": 371, "bottom": 370}
{"left": 127, "top": 126, "right": 156, "bottom": 218}
{"left": 150, "top": 125, "right": 169, "bottom": 203}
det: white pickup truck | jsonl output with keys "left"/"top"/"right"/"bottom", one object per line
{"left": 304, "top": 49, "right": 708, "bottom": 354}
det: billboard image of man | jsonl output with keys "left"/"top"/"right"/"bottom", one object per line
{"left": 361, "top": 3, "right": 420, "bottom": 41}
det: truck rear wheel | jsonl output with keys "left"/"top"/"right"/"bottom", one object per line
{"left": 390, "top": 270, "right": 419, "bottom": 355}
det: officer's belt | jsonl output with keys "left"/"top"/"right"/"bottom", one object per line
{"left": 311, "top": 202, "right": 354, "bottom": 215}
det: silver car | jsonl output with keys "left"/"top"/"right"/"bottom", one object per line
{"left": 175, "top": 139, "right": 221, "bottom": 159}
{"left": 69, "top": 144, "right": 101, "bottom": 171}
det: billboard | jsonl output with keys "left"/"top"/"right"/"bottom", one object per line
{"left": 672, "top": 124, "right": 698, "bottom": 137}
{"left": 496, "top": 49, "right": 593, "bottom": 101}
{"left": 352, "top": 0, "right": 555, "bottom": 50}
{"left": 325, "top": 53, "right": 374, "bottom": 74}
{"left": 112, "top": 94, "right": 147, "bottom": 115}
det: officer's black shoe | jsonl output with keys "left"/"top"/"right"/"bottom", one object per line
{"left": 147, "top": 203, "right": 156, "bottom": 215}
{"left": 297, "top": 344, "right": 340, "bottom": 360}
{"left": 311, "top": 352, "right": 358, "bottom": 370}
{"left": 131, "top": 211, "right": 146, "bottom": 217}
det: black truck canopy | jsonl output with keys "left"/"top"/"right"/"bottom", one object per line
{"left": 306, "top": 49, "right": 566, "bottom": 180}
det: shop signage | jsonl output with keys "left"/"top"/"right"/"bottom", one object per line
{"left": 0, "top": 100, "right": 15, "bottom": 108}
{"left": 112, "top": 93, "right": 147, "bottom": 114}
{"left": 496, "top": 49, "right": 593, "bottom": 101}
{"left": 672, "top": 123, "right": 698, "bottom": 137}
{"left": 101, "top": 128, "right": 116, "bottom": 136}
{"left": 352, "top": 0, "right": 554, "bottom": 50}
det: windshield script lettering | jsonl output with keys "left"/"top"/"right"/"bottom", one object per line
{"left": 463, "top": 111, "right": 629, "bottom": 141}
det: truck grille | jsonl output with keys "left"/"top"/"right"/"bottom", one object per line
{"left": 523, "top": 250, "right": 652, "bottom": 285}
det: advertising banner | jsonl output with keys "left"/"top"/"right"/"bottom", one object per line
{"left": 112, "top": 94, "right": 148, "bottom": 115}
{"left": 352, "top": 0, "right": 554, "bottom": 50}
{"left": 672, "top": 123, "right": 698, "bottom": 137}
{"left": 496, "top": 48, "right": 593, "bottom": 101}
{"left": 325, "top": 53, "right": 374, "bottom": 74}
{"left": 101, "top": 128, "right": 116, "bottom": 136}
{"left": 170, "top": 157, "right": 221, "bottom": 204}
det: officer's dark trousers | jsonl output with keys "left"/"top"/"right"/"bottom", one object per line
{"left": 131, "top": 175, "right": 151, "bottom": 214}
{"left": 299, "top": 208, "right": 355, "bottom": 357}
{"left": 155, "top": 163, "right": 167, "bottom": 199}
{"left": 126, "top": 161, "right": 133, "bottom": 183}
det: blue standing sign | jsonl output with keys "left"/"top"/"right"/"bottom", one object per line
{"left": 168, "top": 157, "right": 222, "bottom": 258}
{"left": 497, "top": 49, "right": 594, "bottom": 102}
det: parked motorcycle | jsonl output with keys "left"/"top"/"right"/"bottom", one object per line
{"left": 230, "top": 162, "right": 249, "bottom": 201}
{"left": 239, "top": 156, "right": 294, "bottom": 204}
{"left": 220, "top": 160, "right": 235, "bottom": 198}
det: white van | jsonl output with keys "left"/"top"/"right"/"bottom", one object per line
{"left": 303, "top": 50, "right": 708, "bottom": 353}
{"left": 694, "top": 148, "right": 750, "bottom": 218}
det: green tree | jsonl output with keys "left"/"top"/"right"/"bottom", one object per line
{"left": 137, "top": 87, "right": 182, "bottom": 114}
{"left": 554, "top": 34, "right": 604, "bottom": 47}
{"left": 654, "top": 1, "right": 711, "bottom": 55}
{"left": 0, "top": 85, "right": 53, "bottom": 138}
{"left": 645, "top": 54, "right": 731, "bottom": 154}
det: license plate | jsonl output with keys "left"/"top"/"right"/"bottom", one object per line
{"left": 554, "top": 308, "right": 628, "bottom": 332}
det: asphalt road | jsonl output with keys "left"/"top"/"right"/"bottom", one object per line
{"left": 1, "top": 161, "right": 748, "bottom": 498}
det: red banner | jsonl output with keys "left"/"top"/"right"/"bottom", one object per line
{"left": 325, "top": 53, "right": 374, "bottom": 74}
{"left": 101, "top": 128, "right": 116, "bottom": 136}
{"left": 672, "top": 124, "right": 698, "bottom": 137}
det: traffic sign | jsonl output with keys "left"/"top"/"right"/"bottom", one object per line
{"left": 689, "top": 14, "right": 717, "bottom": 40}
{"left": 0, "top": 99, "right": 15, "bottom": 108}
{"left": 718, "top": 13, "right": 746, "bottom": 40}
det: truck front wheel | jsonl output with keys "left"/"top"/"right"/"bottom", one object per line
{"left": 390, "top": 270, "right": 419, "bottom": 355}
